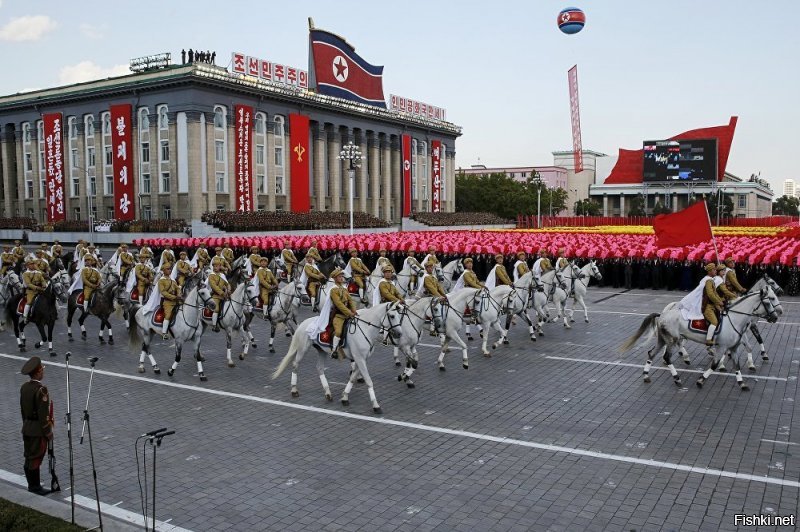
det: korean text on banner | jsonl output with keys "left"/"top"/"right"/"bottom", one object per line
{"left": 110, "top": 104, "right": 135, "bottom": 221}
{"left": 431, "top": 140, "right": 441, "bottom": 213}
{"left": 42, "top": 113, "right": 66, "bottom": 222}
{"left": 401, "top": 134, "right": 412, "bottom": 216}
{"left": 568, "top": 65, "right": 584, "bottom": 173}
{"left": 288, "top": 113, "right": 310, "bottom": 213}
{"left": 234, "top": 104, "right": 254, "bottom": 212}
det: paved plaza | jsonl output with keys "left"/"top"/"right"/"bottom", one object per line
{"left": 1, "top": 286, "right": 798, "bottom": 531}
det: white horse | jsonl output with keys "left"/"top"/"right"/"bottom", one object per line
{"left": 128, "top": 277, "right": 212, "bottom": 381}
{"left": 621, "top": 284, "right": 780, "bottom": 390}
{"left": 0, "top": 272, "right": 23, "bottom": 331}
{"left": 272, "top": 301, "right": 404, "bottom": 414}
{"left": 246, "top": 280, "right": 302, "bottom": 353}
{"left": 561, "top": 261, "right": 603, "bottom": 323}
{"left": 201, "top": 282, "right": 251, "bottom": 367}
{"left": 437, "top": 287, "right": 482, "bottom": 370}
{"left": 386, "top": 297, "right": 445, "bottom": 387}
{"left": 440, "top": 259, "right": 464, "bottom": 292}
{"left": 537, "top": 269, "right": 570, "bottom": 328}
{"left": 396, "top": 261, "right": 424, "bottom": 298}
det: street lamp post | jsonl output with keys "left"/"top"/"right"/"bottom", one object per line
{"left": 338, "top": 141, "right": 362, "bottom": 236}
{"left": 532, "top": 176, "right": 543, "bottom": 228}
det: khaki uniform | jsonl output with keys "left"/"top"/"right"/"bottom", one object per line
{"left": 195, "top": 248, "right": 211, "bottom": 270}
{"left": 378, "top": 279, "right": 403, "bottom": 303}
{"left": 348, "top": 257, "right": 371, "bottom": 290}
{"left": 377, "top": 256, "right": 394, "bottom": 273}
{"left": 725, "top": 269, "right": 746, "bottom": 294}
{"left": 208, "top": 272, "right": 230, "bottom": 313}
{"left": 158, "top": 276, "right": 180, "bottom": 321}
{"left": 222, "top": 247, "right": 235, "bottom": 265}
{"left": 702, "top": 279, "right": 724, "bottom": 326}
{"left": 23, "top": 270, "right": 46, "bottom": 305}
{"left": 160, "top": 250, "right": 176, "bottom": 269}
{"left": 330, "top": 285, "right": 356, "bottom": 338}
{"left": 516, "top": 261, "right": 530, "bottom": 279}
{"left": 541, "top": 258, "right": 554, "bottom": 273}
{"left": 249, "top": 253, "right": 263, "bottom": 272}
{"left": 423, "top": 274, "right": 447, "bottom": 298}
{"left": 81, "top": 267, "right": 101, "bottom": 304}
{"left": 139, "top": 246, "right": 154, "bottom": 262}
{"left": 304, "top": 263, "right": 327, "bottom": 299}
{"left": 256, "top": 267, "right": 278, "bottom": 306}
{"left": 405, "top": 256, "right": 422, "bottom": 289}
{"left": 717, "top": 281, "right": 737, "bottom": 302}
{"left": 1, "top": 251, "right": 15, "bottom": 275}
{"left": 51, "top": 244, "right": 62, "bottom": 259}
{"left": 13, "top": 245, "right": 26, "bottom": 261}
{"left": 135, "top": 263, "right": 154, "bottom": 300}
{"left": 282, "top": 248, "right": 298, "bottom": 277}
{"left": 463, "top": 270, "right": 483, "bottom": 289}
{"left": 175, "top": 260, "right": 193, "bottom": 288}
{"left": 556, "top": 257, "right": 569, "bottom": 270}
{"left": 20, "top": 379, "right": 53, "bottom": 471}
{"left": 118, "top": 252, "right": 134, "bottom": 280}
{"left": 493, "top": 264, "right": 512, "bottom": 286}
{"left": 34, "top": 258, "right": 49, "bottom": 275}
{"left": 211, "top": 255, "right": 230, "bottom": 274}
{"left": 306, "top": 247, "right": 323, "bottom": 263}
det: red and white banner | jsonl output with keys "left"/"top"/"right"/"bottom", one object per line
{"left": 234, "top": 104, "right": 254, "bottom": 212}
{"left": 401, "top": 134, "right": 412, "bottom": 217}
{"left": 431, "top": 140, "right": 441, "bottom": 213}
{"left": 110, "top": 104, "right": 135, "bottom": 221}
{"left": 288, "top": 113, "right": 310, "bottom": 213}
{"left": 231, "top": 52, "right": 308, "bottom": 88}
{"left": 42, "top": 113, "right": 66, "bottom": 222}
{"left": 390, "top": 95, "right": 447, "bottom": 121}
{"left": 568, "top": 65, "right": 584, "bottom": 173}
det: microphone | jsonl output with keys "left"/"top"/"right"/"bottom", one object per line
{"left": 141, "top": 428, "right": 168, "bottom": 438}
{"left": 65, "top": 351, "right": 71, "bottom": 361}
{"left": 155, "top": 430, "right": 175, "bottom": 446}
{"left": 87, "top": 356, "right": 99, "bottom": 366}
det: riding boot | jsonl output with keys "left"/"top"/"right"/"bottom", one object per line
{"left": 331, "top": 336, "right": 346, "bottom": 360}
{"left": 22, "top": 304, "right": 30, "bottom": 323}
{"left": 161, "top": 319, "right": 170, "bottom": 340}
{"left": 83, "top": 300, "right": 89, "bottom": 313}
{"left": 211, "top": 312, "right": 219, "bottom": 332}
{"left": 262, "top": 305, "right": 268, "bottom": 320}
{"left": 705, "top": 325, "right": 717, "bottom": 355}
{"left": 359, "top": 287, "right": 367, "bottom": 304}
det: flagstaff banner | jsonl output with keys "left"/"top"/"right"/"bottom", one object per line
{"left": 431, "top": 140, "right": 441, "bottom": 213}
{"left": 401, "top": 134, "right": 412, "bottom": 216}
{"left": 288, "top": 113, "right": 310, "bottom": 212}
{"left": 42, "top": 113, "right": 66, "bottom": 222}
{"left": 110, "top": 104, "right": 135, "bottom": 221}
{"left": 568, "top": 65, "right": 584, "bottom": 173}
{"left": 234, "top": 104, "right": 254, "bottom": 211}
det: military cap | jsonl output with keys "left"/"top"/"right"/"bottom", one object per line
{"left": 14, "top": 240, "right": 21, "bottom": 245}
{"left": 21, "top": 356, "right": 42, "bottom": 375}
{"left": 517, "top": 250, "right": 526, "bottom": 258}
{"left": 462, "top": 257, "right": 473, "bottom": 265}
{"left": 250, "top": 246, "right": 259, "bottom": 252}
{"left": 179, "top": 251, "right": 188, "bottom": 258}
{"left": 716, "top": 263, "right": 726, "bottom": 271}
{"left": 330, "top": 267, "right": 344, "bottom": 279}
{"left": 407, "top": 247, "right": 415, "bottom": 253}
{"left": 539, "top": 249, "right": 548, "bottom": 255}
{"left": 382, "top": 265, "right": 394, "bottom": 273}
{"left": 3, "top": 244, "right": 10, "bottom": 249}
{"left": 704, "top": 263, "right": 717, "bottom": 273}
{"left": 40, "top": 243, "right": 48, "bottom": 248}
{"left": 424, "top": 260, "right": 435, "bottom": 268}
{"left": 120, "top": 243, "right": 128, "bottom": 249}
{"left": 724, "top": 257, "right": 735, "bottom": 265}
{"left": 495, "top": 253, "right": 504, "bottom": 260}
{"left": 349, "top": 247, "right": 358, "bottom": 253}
{"left": 25, "top": 257, "right": 37, "bottom": 265}
{"left": 259, "top": 256, "right": 268, "bottom": 263}
{"left": 84, "top": 255, "right": 96, "bottom": 263}
{"left": 161, "top": 262, "right": 172, "bottom": 270}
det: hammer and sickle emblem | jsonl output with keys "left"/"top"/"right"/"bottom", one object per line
{"left": 294, "top": 143, "right": 305, "bottom": 162}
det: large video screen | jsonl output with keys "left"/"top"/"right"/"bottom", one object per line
{"left": 642, "top": 139, "right": 718, "bottom": 182}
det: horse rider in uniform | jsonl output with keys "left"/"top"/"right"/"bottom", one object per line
{"left": 282, "top": 240, "right": 299, "bottom": 279}
{"left": 74, "top": 239, "right": 87, "bottom": 260}
{"left": 13, "top": 240, "right": 26, "bottom": 262}
{"left": 208, "top": 260, "right": 230, "bottom": 332}
{"left": 158, "top": 244, "right": 176, "bottom": 271}
{"left": 306, "top": 240, "right": 323, "bottom": 263}
{"left": 117, "top": 244, "right": 135, "bottom": 282}
{"left": 376, "top": 247, "right": 394, "bottom": 274}
{"left": 192, "top": 242, "right": 211, "bottom": 271}
{"left": 80, "top": 255, "right": 101, "bottom": 314}
{"left": 50, "top": 240, "right": 62, "bottom": 262}
{"left": 532, "top": 249, "right": 553, "bottom": 288}
{"left": 403, "top": 247, "right": 423, "bottom": 292}
{"left": 157, "top": 263, "right": 181, "bottom": 339}
{"left": 173, "top": 251, "right": 193, "bottom": 289}
{"left": 20, "top": 356, "right": 54, "bottom": 496}
{"left": 555, "top": 248, "right": 569, "bottom": 272}
{"left": 135, "top": 254, "right": 155, "bottom": 302}
{"left": 84, "top": 244, "right": 101, "bottom": 268}
{"left": 138, "top": 243, "right": 154, "bottom": 264}
{"left": 38, "top": 243, "right": 53, "bottom": 264}
{"left": 378, "top": 265, "right": 405, "bottom": 305}
{"left": 418, "top": 260, "right": 448, "bottom": 335}
{"left": 329, "top": 268, "right": 357, "bottom": 360}
{"left": 346, "top": 247, "right": 371, "bottom": 304}
{"left": 34, "top": 250, "right": 50, "bottom": 279}
{"left": 723, "top": 257, "right": 746, "bottom": 296}
{"left": 22, "top": 258, "right": 47, "bottom": 324}
{"left": 486, "top": 253, "right": 512, "bottom": 290}
{"left": 248, "top": 246, "right": 263, "bottom": 277}
{"left": 1, "top": 244, "right": 16, "bottom": 275}
{"left": 211, "top": 248, "right": 230, "bottom": 275}
{"left": 303, "top": 255, "right": 327, "bottom": 312}
{"left": 222, "top": 245, "right": 235, "bottom": 267}
{"left": 698, "top": 263, "right": 726, "bottom": 353}
{"left": 513, "top": 251, "right": 529, "bottom": 283}
{"left": 255, "top": 256, "right": 279, "bottom": 318}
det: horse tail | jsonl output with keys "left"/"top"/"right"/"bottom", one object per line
{"left": 128, "top": 311, "right": 141, "bottom": 348}
{"left": 272, "top": 328, "right": 301, "bottom": 380}
{"left": 619, "top": 313, "right": 660, "bottom": 353}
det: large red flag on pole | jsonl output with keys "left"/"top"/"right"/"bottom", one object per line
{"left": 653, "top": 200, "right": 713, "bottom": 248}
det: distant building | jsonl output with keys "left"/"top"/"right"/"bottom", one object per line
{"left": 459, "top": 165, "right": 568, "bottom": 190}
{"left": 783, "top": 179, "right": 797, "bottom": 198}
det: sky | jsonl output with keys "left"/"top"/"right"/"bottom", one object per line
{"left": 1, "top": 0, "right": 798, "bottom": 192}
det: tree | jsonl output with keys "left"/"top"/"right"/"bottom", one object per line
{"left": 651, "top": 202, "right": 672, "bottom": 215}
{"left": 773, "top": 195, "right": 800, "bottom": 216}
{"left": 704, "top": 193, "right": 734, "bottom": 221}
{"left": 454, "top": 171, "right": 570, "bottom": 219}
{"left": 627, "top": 194, "right": 646, "bottom": 216}
{"left": 574, "top": 199, "right": 601, "bottom": 216}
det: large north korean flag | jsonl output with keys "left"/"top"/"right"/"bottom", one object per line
{"left": 309, "top": 29, "right": 386, "bottom": 108}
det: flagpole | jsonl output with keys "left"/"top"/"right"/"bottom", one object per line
{"left": 702, "top": 199, "right": 720, "bottom": 264}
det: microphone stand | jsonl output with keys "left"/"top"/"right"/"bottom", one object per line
{"left": 65, "top": 352, "right": 75, "bottom": 524}
{"left": 80, "top": 356, "right": 103, "bottom": 532}
{"left": 148, "top": 430, "right": 175, "bottom": 532}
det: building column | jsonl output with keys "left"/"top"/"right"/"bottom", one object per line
{"left": 184, "top": 112, "right": 204, "bottom": 221}
{"left": 15, "top": 130, "right": 25, "bottom": 216}
{"left": 390, "top": 135, "right": 401, "bottom": 222}
{"left": 356, "top": 130, "right": 367, "bottom": 213}
{"left": 341, "top": 128, "right": 352, "bottom": 214}
{"left": 328, "top": 127, "right": 340, "bottom": 212}
{"left": 313, "top": 124, "right": 325, "bottom": 212}
{"left": 382, "top": 135, "right": 392, "bottom": 222}
{"left": 602, "top": 195, "right": 608, "bottom": 216}
{"left": 619, "top": 194, "right": 625, "bottom": 216}
{"left": 368, "top": 132, "right": 380, "bottom": 218}
{"left": 205, "top": 115, "right": 217, "bottom": 213}
{"left": 0, "top": 126, "right": 13, "bottom": 217}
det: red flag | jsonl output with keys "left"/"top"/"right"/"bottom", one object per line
{"left": 288, "top": 113, "right": 310, "bottom": 213}
{"left": 653, "top": 200, "right": 713, "bottom": 248}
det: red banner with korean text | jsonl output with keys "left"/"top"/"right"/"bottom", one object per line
{"left": 568, "top": 65, "right": 584, "bottom": 173}
{"left": 110, "top": 104, "right": 135, "bottom": 221}
{"left": 401, "top": 134, "right": 412, "bottom": 216}
{"left": 431, "top": 140, "right": 441, "bottom": 213}
{"left": 234, "top": 104, "right": 254, "bottom": 211}
{"left": 288, "top": 113, "right": 310, "bottom": 213}
{"left": 42, "top": 113, "right": 66, "bottom": 222}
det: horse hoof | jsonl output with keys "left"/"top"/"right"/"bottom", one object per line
{"left": 81, "top": 332, "right": 86, "bottom": 338}
{"left": 68, "top": 337, "right": 73, "bottom": 342}
{"left": 397, "top": 375, "right": 403, "bottom": 382}
{"left": 462, "top": 363, "right": 469, "bottom": 370}
{"left": 167, "top": 368, "right": 174, "bottom": 377}
{"left": 439, "top": 366, "right": 446, "bottom": 372}
{"left": 251, "top": 343, "right": 257, "bottom": 348}
{"left": 570, "top": 318, "right": 575, "bottom": 323}
{"left": 479, "top": 333, "right": 483, "bottom": 338}
{"left": 49, "top": 351, "right": 57, "bottom": 358}
{"left": 227, "top": 362, "right": 236, "bottom": 368}
{"left": 740, "top": 384, "right": 750, "bottom": 392}
{"left": 99, "top": 339, "right": 106, "bottom": 345}
{"left": 748, "top": 366, "right": 756, "bottom": 372}
{"left": 696, "top": 378, "right": 704, "bottom": 388}
{"left": 530, "top": 335, "right": 536, "bottom": 342}
{"left": 35, "top": 342, "right": 42, "bottom": 349}
{"left": 483, "top": 352, "right": 491, "bottom": 358}
{"left": 199, "top": 374, "right": 208, "bottom": 382}
{"left": 108, "top": 338, "right": 114, "bottom": 345}
{"left": 717, "top": 367, "right": 727, "bottom": 373}
{"left": 269, "top": 347, "right": 275, "bottom": 354}
{"left": 407, "top": 382, "right": 415, "bottom": 389}
{"left": 395, "top": 361, "right": 402, "bottom": 367}
{"left": 584, "top": 319, "right": 589, "bottom": 323}
{"left": 19, "top": 346, "right": 26, "bottom": 352}
{"left": 762, "top": 356, "right": 769, "bottom": 361}
{"left": 502, "top": 340, "right": 509, "bottom": 345}
{"left": 138, "top": 365, "right": 145, "bottom": 373}
{"left": 373, "top": 407, "right": 383, "bottom": 415}
{"left": 411, "top": 360, "right": 418, "bottom": 369}
{"left": 538, "top": 332, "right": 544, "bottom": 337}
{"left": 239, "top": 354, "right": 245, "bottom": 361}
{"left": 325, "top": 393, "right": 332, "bottom": 402}
{"left": 684, "top": 360, "right": 691, "bottom": 366}
{"left": 285, "top": 331, "right": 292, "bottom": 337}
{"left": 643, "top": 376, "right": 651, "bottom": 383}
{"left": 673, "top": 379, "right": 682, "bottom": 387}
{"left": 153, "top": 366, "right": 161, "bottom": 375}
{"left": 341, "top": 399, "right": 349, "bottom": 407}
{"left": 466, "top": 335, "right": 473, "bottom": 341}
{"left": 291, "top": 390, "right": 299, "bottom": 398}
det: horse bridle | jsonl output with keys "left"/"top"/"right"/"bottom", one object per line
{"left": 723, "top": 288, "right": 778, "bottom": 340}
{"left": 347, "top": 303, "right": 403, "bottom": 351}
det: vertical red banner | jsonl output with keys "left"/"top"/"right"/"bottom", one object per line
{"left": 234, "top": 104, "right": 254, "bottom": 211}
{"left": 42, "top": 113, "right": 66, "bottom": 222}
{"left": 431, "top": 140, "right": 441, "bottom": 213}
{"left": 401, "top": 134, "right": 412, "bottom": 216}
{"left": 568, "top": 65, "right": 584, "bottom": 173}
{"left": 288, "top": 113, "right": 310, "bottom": 213}
{"left": 110, "top": 104, "right": 135, "bottom": 220}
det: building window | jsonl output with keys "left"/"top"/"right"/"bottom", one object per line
{"left": 160, "top": 140, "right": 169, "bottom": 162}
{"left": 89, "top": 175, "right": 96, "bottom": 196}
{"left": 256, "top": 144, "right": 265, "bottom": 165}
{"left": 87, "top": 147, "right": 96, "bottom": 167}
{"left": 102, "top": 112, "right": 111, "bottom": 135}
{"left": 160, "top": 171, "right": 170, "bottom": 193}
{"left": 255, "top": 113, "right": 266, "bottom": 134}
{"left": 142, "top": 205, "right": 151, "bottom": 220}
{"left": 25, "top": 178, "right": 33, "bottom": 199}
{"left": 141, "top": 173, "right": 151, "bottom": 194}
{"left": 216, "top": 204, "right": 225, "bottom": 211}
{"left": 158, "top": 105, "right": 168, "bottom": 130}
{"left": 23, "top": 122, "right": 31, "bottom": 144}
{"left": 162, "top": 204, "right": 171, "bottom": 219}
{"left": 85, "top": 115, "right": 95, "bottom": 138}
{"left": 411, "top": 139, "right": 417, "bottom": 200}
{"left": 215, "top": 140, "right": 225, "bottom": 162}
{"left": 738, "top": 194, "right": 747, "bottom": 208}
{"left": 420, "top": 141, "right": 428, "bottom": 201}
{"left": 72, "top": 177, "right": 80, "bottom": 197}
{"left": 214, "top": 106, "right": 225, "bottom": 129}
{"left": 74, "top": 207, "right": 81, "bottom": 221}
{"left": 106, "top": 207, "right": 114, "bottom": 220}
{"left": 105, "top": 145, "right": 112, "bottom": 166}
{"left": 104, "top": 174, "right": 113, "bottom": 195}
{"left": 216, "top": 171, "right": 225, "bottom": 193}
{"left": 68, "top": 116, "right": 78, "bottom": 139}
{"left": 213, "top": 105, "right": 228, "bottom": 193}
{"left": 139, "top": 108, "right": 150, "bottom": 130}
{"left": 25, "top": 153, "right": 33, "bottom": 172}
{"left": 141, "top": 142, "right": 150, "bottom": 163}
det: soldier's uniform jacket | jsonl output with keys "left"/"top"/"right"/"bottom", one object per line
{"left": 493, "top": 264, "right": 512, "bottom": 286}
{"left": 135, "top": 263, "right": 154, "bottom": 286}
{"left": 703, "top": 278, "right": 724, "bottom": 309}
{"left": 23, "top": 270, "right": 47, "bottom": 303}
{"left": 76, "top": 244, "right": 87, "bottom": 258}
{"left": 209, "top": 272, "right": 230, "bottom": 300}
{"left": 35, "top": 258, "right": 49, "bottom": 274}
{"left": 249, "top": 253, "right": 263, "bottom": 271}
{"left": 196, "top": 248, "right": 211, "bottom": 268}
{"left": 330, "top": 285, "right": 356, "bottom": 317}
{"left": 13, "top": 245, "right": 26, "bottom": 260}
{"left": 306, "top": 247, "right": 322, "bottom": 262}
{"left": 304, "top": 262, "right": 327, "bottom": 282}
{"left": 139, "top": 246, "right": 154, "bottom": 260}
{"left": 158, "top": 276, "right": 180, "bottom": 303}
{"left": 348, "top": 257, "right": 370, "bottom": 276}
{"left": 119, "top": 252, "right": 135, "bottom": 274}
{"left": 78, "top": 247, "right": 88, "bottom": 259}
{"left": 20, "top": 380, "right": 53, "bottom": 440}
{"left": 543, "top": 257, "right": 557, "bottom": 272}
{"left": 222, "top": 247, "right": 234, "bottom": 264}
{"left": 725, "top": 269, "right": 746, "bottom": 294}
{"left": 717, "top": 280, "right": 738, "bottom": 301}
{"left": 282, "top": 248, "right": 298, "bottom": 265}
{"left": 39, "top": 249, "right": 53, "bottom": 263}
{"left": 423, "top": 274, "right": 447, "bottom": 298}
{"left": 462, "top": 270, "right": 482, "bottom": 289}
{"left": 82, "top": 267, "right": 101, "bottom": 291}
{"left": 1, "top": 251, "right": 16, "bottom": 273}
{"left": 515, "top": 261, "right": 530, "bottom": 279}
{"left": 176, "top": 259, "right": 192, "bottom": 277}
{"left": 257, "top": 267, "right": 278, "bottom": 291}
{"left": 379, "top": 279, "right": 403, "bottom": 303}
{"left": 211, "top": 255, "right": 230, "bottom": 273}
{"left": 160, "top": 249, "right": 176, "bottom": 267}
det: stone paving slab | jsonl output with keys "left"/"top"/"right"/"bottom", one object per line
{"left": 0, "top": 287, "right": 798, "bottom": 531}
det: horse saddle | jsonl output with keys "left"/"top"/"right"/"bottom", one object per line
{"left": 347, "top": 281, "right": 359, "bottom": 295}
{"left": 314, "top": 322, "right": 349, "bottom": 349}
{"left": 251, "top": 296, "right": 264, "bottom": 310}
{"left": 17, "top": 297, "right": 37, "bottom": 315}
{"left": 151, "top": 307, "right": 167, "bottom": 326}
{"left": 76, "top": 292, "right": 97, "bottom": 307}
{"left": 688, "top": 318, "right": 722, "bottom": 335}
{"left": 278, "top": 270, "right": 288, "bottom": 281}
{"left": 131, "top": 287, "right": 140, "bottom": 302}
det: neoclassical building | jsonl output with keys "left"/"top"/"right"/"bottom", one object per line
{"left": 0, "top": 62, "right": 461, "bottom": 223}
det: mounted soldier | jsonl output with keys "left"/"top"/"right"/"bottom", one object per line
{"left": 301, "top": 254, "right": 326, "bottom": 312}
{"left": 513, "top": 251, "right": 530, "bottom": 283}
{"left": 33, "top": 250, "right": 50, "bottom": 279}
{"left": 21, "top": 258, "right": 47, "bottom": 324}
{"left": 50, "top": 240, "right": 62, "bottom": 262}
{"left": 421, "top": 245, "right": 439, "bottom": 270}
{"left": 1, "top": 244, "right": 16, "bottom": 275}
{"left": 679, "top": 263, "right": 725, "bottom": 355}
{"left": 221, "top": 245, "right": 235, "bottom": 268}
{"left": 485, "top": 253, "right": 512, "bottom": 290}
{"left": 171, "top": 251, "right": 193, "bottom": 289}
{"left": 38, "top": 243, "right": 53, "bottom": 264}
{"left": 191, "top": 242, "right": 211, "bottom": 271}
{"left": 328, "top": 268, "right": 357, "bottom": 360}
{"left": 157, "top": 263, "right": 181, "bottom": 339}
{"left": 281, "top": 240, "right": 299, "bottom": 279}
{"left": 77, "top": 254, "right": 101, "bottom": 314}
{"left": 555, "top": 248, "right": 569, "bottom": 272}
{"left": 376, "top": 247, "right": 394, "bottom": 273}
{"left": 533, "top": 249, "right": 553, "bottom": 287}
{"left": 116, "top": 244, "right": 134, "bottom": 282}
{"left": 403, "top": 247, "right": 423, "bottom": 292}
{"left": 247, "top": 246, "right": 263, "bottom": 278}
{"left": 74, "top": 239, "right": 87, "bottom": 261}
{"left": 253, "top": 256, "right": 279, "bottom": 318}
{"left": 305, "top": 240, "right": 323, "bottom": 263}
{"left": 208, "top": 260, "right": 230, "bottom": 332}
{"left": 345, "top": 247, "right": 371, "bottom": 304}
{"left": 138, "top": 243, "right": 154, "bottom": 265}
{"left": 374, "top": 264, "right": 405, "bottom": 307}
{"left": 451, "top": 257, "right": 484, "bottom": 293}
{"left": 157, "top": 243, "right": 176, "bottom": 271}
{"left": 133, "top": 253, "right": 155, "bottom": 304}
{"left": 723, "top": 257, "right": 746, "bottom": 296}
{"left": 211, "top": 247, "right": 230, "bottom": 275}
{"left": 13, "top": 239, "right": 26, "bottom": 262}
